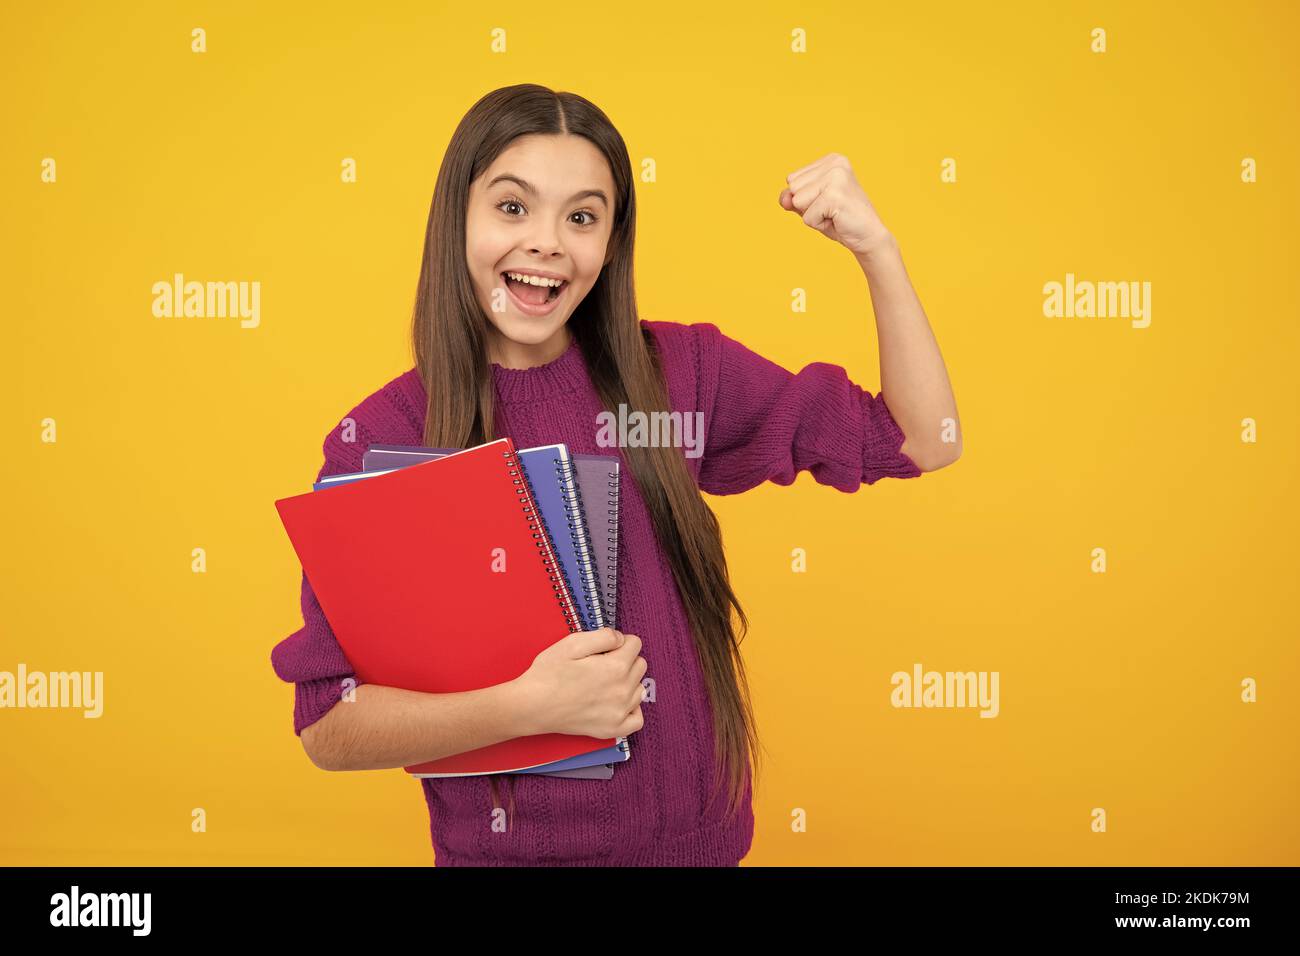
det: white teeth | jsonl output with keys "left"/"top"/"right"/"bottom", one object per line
{"left": 504, "top": 271, "right": 565, "bottom": 288}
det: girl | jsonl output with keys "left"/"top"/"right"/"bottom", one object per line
{"left": 271, "top": 83, "right": 960, "bottom": 866}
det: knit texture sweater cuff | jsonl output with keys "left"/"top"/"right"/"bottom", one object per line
{"left": 686, "top": 321, "right": 923, "bottom": 496}
{"left": 271, "top": 570, "right": 368, "bottom": 736}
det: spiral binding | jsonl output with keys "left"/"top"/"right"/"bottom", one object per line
{"left": 503, "top": 446, "right": 579, "bottom": 632}
{"left": 603, "top": 467, "right": 620, "bottom": 628}
{"left": 554, "top": 455, "right": 607, "bottom": 630}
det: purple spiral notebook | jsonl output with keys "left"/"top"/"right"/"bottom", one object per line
{"left": 570, "top": 453, "right": 621, "bottom": 629}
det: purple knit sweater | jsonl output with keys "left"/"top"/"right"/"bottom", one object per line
{"left": 271, "top": 319, "right": 922, "bottom": 866}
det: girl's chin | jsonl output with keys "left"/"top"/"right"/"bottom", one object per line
{"left": 490, "top": 316, "right": 566, "bottom": 344}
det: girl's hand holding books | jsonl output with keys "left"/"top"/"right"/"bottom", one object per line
{"left": 510, "top": 627, "right": 647, "bottom": 741}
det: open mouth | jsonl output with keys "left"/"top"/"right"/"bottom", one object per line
{"left": 501, "top": 271, "right": 568, "bottom": 307}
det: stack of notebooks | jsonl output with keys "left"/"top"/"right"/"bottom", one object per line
{"left": 274, "top": 438, "right": 627, "bottom": 780}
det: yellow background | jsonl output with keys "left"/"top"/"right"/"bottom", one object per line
{"left": 2, "top": 0, "right": 1296, "bottom": 865}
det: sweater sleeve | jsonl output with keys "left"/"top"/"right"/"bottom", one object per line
{"left": 270, "top": 422, "right": 374, "bottom": 737}
{"left": 692, "top": 322, "right": 924, "bottom": 496}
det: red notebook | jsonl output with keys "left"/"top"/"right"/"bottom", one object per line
{"left": 274, "top": 437, "right": 615, "bottom": 776}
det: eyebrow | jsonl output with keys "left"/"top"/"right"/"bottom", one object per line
{"left": 487, "top": 173, "right": 609, "bottom": 208}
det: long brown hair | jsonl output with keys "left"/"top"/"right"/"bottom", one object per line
{"left": 410, "top": 83, "right": 762, "bottom": 826}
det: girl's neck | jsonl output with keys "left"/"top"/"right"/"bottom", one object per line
{"left": 488, "top": 325, "right": 574, "bottom": 370}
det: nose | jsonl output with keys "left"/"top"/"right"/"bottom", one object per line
{"left": 525, "top": 239, "right": 563, "bottom": 260}
{"left": 524, "top": 219, "right": 563, "bottom": 257}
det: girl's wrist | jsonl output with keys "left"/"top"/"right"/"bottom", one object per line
{"left": 500, "top": 675, "right": 543, "bottom": 737}
{"left": 852, "top": 232, "right": 900, "bottom": 270}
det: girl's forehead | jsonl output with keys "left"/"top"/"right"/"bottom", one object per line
{"left": 484, "top": 137, "right": 614, "bottom": 189}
